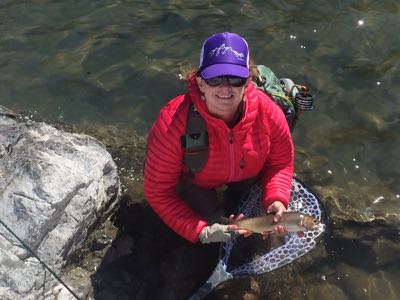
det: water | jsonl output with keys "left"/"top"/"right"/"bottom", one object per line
{"left": 1, "top": 0, "right": 399, "bottom": 299}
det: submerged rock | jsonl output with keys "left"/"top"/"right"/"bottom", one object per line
{"left": 0, "top": 106, "right": 120, "bottom": 299}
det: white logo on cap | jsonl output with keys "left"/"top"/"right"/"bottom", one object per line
{"left": 208, "top": 43, "right": 244, "bottom": 61}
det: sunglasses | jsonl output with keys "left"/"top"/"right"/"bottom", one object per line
{"left": 203, "top": 76, "right": 247, "bottom": 87}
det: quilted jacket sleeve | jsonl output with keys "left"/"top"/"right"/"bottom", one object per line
{"left": 261, "top": 96, "right": 294, "bottom": 209}
{"left": 144, "top": 97, "right": 208, "bottom": 243}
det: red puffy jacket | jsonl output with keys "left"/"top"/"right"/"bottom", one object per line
{"left": 144, "top": 77, "right": 294, "bottom": 243}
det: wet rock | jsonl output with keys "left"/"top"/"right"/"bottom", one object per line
{"left": 335, "top": 263, "right": 400, "bottom": 300}
{"left": 313, "top": 185, "right": 358, "bottom": 225}
{"left": 0, "top": 106, "right": 120, "bottom": 299}
{"left": 57, "top": 267, "right": 94, "bottom": 299}
{"left": 359, "top": 185, "right": 400, "bottom": 223}
{"left": 365, "top": 270, "right": 399, "bottom": 300}
{"left": 307, "top": 282, "right": 348, "bottom": 300}
{"left": 295, "top": 150, "right": 334, "bottom": 186}
{"left": 74, "top": 123, "right": 146, "bottom": 202}
{"left": 313, "top": 183, "right": 399, "bottom": 228}
{"left": 0, "top": 106, "right": 18, "bottom": 119}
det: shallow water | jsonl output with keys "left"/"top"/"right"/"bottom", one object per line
{"left": 1, "top": 0, "right": 399, "bottom": 299}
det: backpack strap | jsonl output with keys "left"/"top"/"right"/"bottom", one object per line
{"left": 181, "top": 102, "right": 209, "bottom": 178}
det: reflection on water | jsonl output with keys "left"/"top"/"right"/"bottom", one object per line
{"left": 1, "top": 0, "right": 399, "bottom": 299}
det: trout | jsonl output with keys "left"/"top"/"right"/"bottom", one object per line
{"left": 222, "top": 212, "right": 320, "bottom": 233}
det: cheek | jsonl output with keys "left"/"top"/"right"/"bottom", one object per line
{"left": 199, "top": 84, "right": 212, "bottom": 98}
{"left": 203, "top": 90, "right": 214, "bottom": 100}
{"left": 199, "top": 84, "right": 206, "bottom": 94}
{"left": 234, "top": 89, "right": 245, "bottom": 101}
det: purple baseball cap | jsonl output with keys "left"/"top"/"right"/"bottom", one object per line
{"left": 199, "top": 32, "right": 250, "bottom": 79}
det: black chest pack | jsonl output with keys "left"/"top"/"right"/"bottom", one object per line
{"left": 180, "top": 65, "right": 315, "bottom": 177}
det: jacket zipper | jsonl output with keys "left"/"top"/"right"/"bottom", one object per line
{"left": 228, "top": 130, "right": 235, "bottom": 182}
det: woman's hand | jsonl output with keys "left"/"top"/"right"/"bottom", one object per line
{"left": 228, "top": 213, "right": 253, "bottom": 238}
{"left": 199, "top": 213, "right": 252, "bottom": 243}
{"left": 263, "top": 201, "right": 288, "bottom": 239}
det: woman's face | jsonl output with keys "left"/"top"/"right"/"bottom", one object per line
{"left": 196, "top": 76, "right": 250, "bottom": 118}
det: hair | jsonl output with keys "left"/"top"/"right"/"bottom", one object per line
{"left": 249, "top": 58, "right": 260, "bottom": 81}
{"left": 179, "top": 67, "right": 199, "bottom": 82}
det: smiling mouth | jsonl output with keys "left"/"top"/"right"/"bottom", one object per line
{"left": 216, "top": 95, "right": 233, "bottom": 99}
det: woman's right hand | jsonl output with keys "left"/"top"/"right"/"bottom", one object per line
{"left": 198, "top": 213, "right": 254, "bottom": 243}
{"left": 228, "top": 213, "right": 253, "bottom": 238}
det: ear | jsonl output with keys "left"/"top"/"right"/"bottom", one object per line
{"left": 196, "top": 76, "right": 205, "bottom": 93}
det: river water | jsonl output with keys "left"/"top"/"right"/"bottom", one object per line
{"left": 1, "top": 0, "right": 399, "bottom": 299}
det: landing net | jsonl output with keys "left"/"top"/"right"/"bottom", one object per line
{"left": 221, "top": 177, "right": 326, "bottom": 277}
{"left": 189, "top": 177, "right": 326, "bottom": 300}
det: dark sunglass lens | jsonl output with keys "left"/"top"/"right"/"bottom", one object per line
{"left": 228, "top": 77, "right": 246, "bottom": 87}
{"left": 205, "top": 77, "right": 223, "bottom": 86}
{"left": 204, "top": 76, "right": 246, "bottom": 87}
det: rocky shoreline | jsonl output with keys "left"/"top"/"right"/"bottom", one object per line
{"left": 0, "top": 106, "right": 120, "bottom": 299}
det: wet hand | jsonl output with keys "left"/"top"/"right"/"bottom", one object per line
{"left": 264, "top": 201, "right": 288, "bottom": 239}
{"left": 228, "top": 213, "right": 253, "bottom": 238}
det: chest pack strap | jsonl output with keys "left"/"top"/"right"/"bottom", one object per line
{"left": 181, "top": 103, "right": 209, "bottom": 176}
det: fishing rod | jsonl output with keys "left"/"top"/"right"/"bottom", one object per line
{"left": 0, "top": 218, "right": 81, "bottom": 300}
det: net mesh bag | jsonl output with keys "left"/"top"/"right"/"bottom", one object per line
{"left": 222, "top": 177, "right": 326, "bottom": 276}
{"left": 189, "top": 177, "right": 326, "bottom": 299}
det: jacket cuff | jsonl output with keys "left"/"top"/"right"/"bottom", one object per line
{"left": 192, "top": 220, "right": 208, "bottom": 243}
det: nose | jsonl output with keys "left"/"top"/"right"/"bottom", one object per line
{"left": 220, "top": 78, "right": 232, "bottom": 87}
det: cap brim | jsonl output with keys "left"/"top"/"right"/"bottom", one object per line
{"left": 200, "top": 64, "right": 249, "bottom": 79}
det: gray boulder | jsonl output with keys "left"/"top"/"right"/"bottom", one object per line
{"left": 0, "top": 106, "right": 120, "bottom": 299}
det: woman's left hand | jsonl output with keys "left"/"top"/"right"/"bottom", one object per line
{"left": 263, "top": 201, "right": 288, "bottom": 239}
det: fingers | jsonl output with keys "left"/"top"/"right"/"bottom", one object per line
{"left": 237, "top": 229, "right": 252, "bottom": 237}
{"left": 236, "top": 213, "right": 245, "bottom": 220}
{"left": 266, "top": 201, "right": 287, "bottom": 223}
{"left": 262, "top": 226, "right": 288, "bottom": 238}
{"left": 229, "top": 213, "right": 245, "bottom": 220}
{"left": 227, "top": 227, "right": 253, "bottom": 237}
{"left": 227, "top": 224, "right": 238, "bottom": 231}
{"left": 243, "top": 231, "right": 252, "bottom": 238}
{"left": 227, "top": 213, "right": 251, "bottom": 237}
{"left": 227, "top": 223, "right": 252, "bottom": 237}
{"left": 273, "top": 225, "right": 288, "bottom": 236}
{"left": 273, "top": 209, "right": 284, "bottom": 223}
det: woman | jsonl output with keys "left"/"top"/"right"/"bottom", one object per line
{"left": 144, "top": 32, "right": 294, "bottom": 243}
